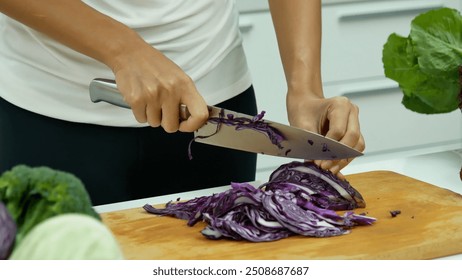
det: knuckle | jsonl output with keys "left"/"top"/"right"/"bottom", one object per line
{"left": 175, "top": 73, "right": 193, "bottom": 85}
{"left": 331, "top": 96, "right": 351, "bottom": 106}
{"left": 349, "top": 130, "right": 362, "bottom": 142}
{"left": 196, "top": 111, "right": 209, "bottom": 122}
{"left": 328, "top": 128, "right": 345, "bottom": 140}
{"left": 143, "top": 84, "right": 161, "bottom": 101}
{"left": 124, "top": 93, "right": 142, "bottom": 106}
{"left": 163, "top": 75, "right": 191, "bottom": 92}
{"left": 358, "top": 140, "right": 366, "bottom": 152}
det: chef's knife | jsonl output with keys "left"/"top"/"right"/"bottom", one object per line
{"left": 89, "top": 78, "right": 363, "bottom": 160}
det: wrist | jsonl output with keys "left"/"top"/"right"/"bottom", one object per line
{"left": 287, "top": 80, "right": 324, "bottom": 99}
{"left": 285, "top": 68, "right": 324, "bottom": 99}
{"left": 101, "top": 29, "right": 148, "bottom": 72}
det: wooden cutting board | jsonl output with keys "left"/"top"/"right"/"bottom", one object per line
{"left": 101, "top": 171, "right": 462, "bottom": 260}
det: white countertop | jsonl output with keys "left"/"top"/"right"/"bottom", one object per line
{"left": 343, "top": 149, "right": 462, "bottom": 194}
{"left": 94, "top": 148, "right": 462, "bottom": 260}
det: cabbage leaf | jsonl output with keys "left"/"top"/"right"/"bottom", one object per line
{"left": 382, "top": 7, "right": 462, "bottom": 114}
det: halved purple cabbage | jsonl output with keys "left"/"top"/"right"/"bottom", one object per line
{"left": 0, "top": 201, "right": 16, "bottom": 259}
{"left": 263, "top": 161, "right": 366, "bottom": 210}
{"left": 143, "top": 161, "right": 376, "bottom": 242}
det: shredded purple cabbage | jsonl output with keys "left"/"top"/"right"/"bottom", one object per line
{"left": 143, "top": 161, "right": 376, "bottom": 242}
{"left": 208, "top": 110, "right": 286, "bottom": 149}
{"left": 188, "top": 110, "right": 285, "bottom": 160}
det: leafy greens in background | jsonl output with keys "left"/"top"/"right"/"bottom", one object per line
{"left": 382, "top": 7, "right": 462, "bottom": 114}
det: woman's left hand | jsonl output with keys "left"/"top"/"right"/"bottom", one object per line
{"left": 287, "top": 93, "right": 365, "bottom": 179}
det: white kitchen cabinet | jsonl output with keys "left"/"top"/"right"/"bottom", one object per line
{"left": 324, "top": 80, "right": 462, "bottom": 157}
{"left": 237, "top": 0, "right": 462, "bottom": 181}
{"left": 239, "top": 12, "right": 287, "bottom": 123}
{"left": 321, "top": 0, "right": 458, "bottom": 83}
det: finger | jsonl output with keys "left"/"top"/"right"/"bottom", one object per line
{"left": 320, "top": 138, "right": 363, "bottom": 171}
{"left": 321, "top": 106, "right": 363, "bottom": 172}
{"left": 324, "top": 98, "right": 351, "bottom": 141}
{"left": 146, "top": 104, "right": 162, "bottom": 128}
{"left": 310, "top": 158, "right": 345, "bottom": 180}
{"left": 129, "top": 93, "right": 149, "bottom": 124}
{"left": 179, "top": 105, "right": 208, "bottom": 132}
{"left": 320, "top": 137, "right": 364, "bottom": 171}
{"left": 331, "top": 104, "right": 362, "bottom": 149}
{"left": 178, "top": 91, "right": 209, "bottom": 132}
{"left": 160, "top": 102, "right": 180, "bottom": 133}
{"left": 335, "top": 171, "right": 346, "bottom": 181}
{"left": 326, "top": 159, "right": 349, "bottom": 174}
{"left": 320, "top": 134, "right": 365, "bottom": 175}
{"left": 118, "top": 81, "right": 148, "bottom": 124}
{"left": 131, "top": 102, "right": 148, "bottom": 124}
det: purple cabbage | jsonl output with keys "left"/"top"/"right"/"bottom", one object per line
{"left": 261, "top": 190, "right": 347, "bottom": 237}
{"left": 263, "top": 161, "right": 366, "bottom": 210}
{"left": 201, "top": 209, "right": 293, "bottom": 242}
{"left": 144, "top": 182, "right": 261, "bottom": 227}
{"left": 0, "top": 201, "right": 16, "bottom": 259}
{"left": 188, "top": 110, "right": 286, "bottom": 159}
{"left": 143, "top": 161, "right": 376, "bottom": 242}
{"left": 208, "top": 110, "right": 286, "bottom": 149}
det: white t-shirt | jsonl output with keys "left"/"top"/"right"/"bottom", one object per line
{"left": 0, "top": 0, "right": 252, "bottom": 127}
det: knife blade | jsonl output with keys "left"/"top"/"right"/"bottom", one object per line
{"left": 89, "top": 78, "right": 363, "bottom": 160}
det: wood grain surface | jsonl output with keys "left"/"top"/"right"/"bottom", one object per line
{"left": 101, "top": 171, "right": 462, "bottom": 260}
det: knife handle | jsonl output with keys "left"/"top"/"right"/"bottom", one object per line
{"left": 89, "top": 78, "right": 190, "bottom": 120}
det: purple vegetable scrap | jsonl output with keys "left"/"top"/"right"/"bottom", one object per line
{"left": 188, "top": 110, "right": 287, "bottom": 160}
{"left": 390, "top": 210, "right": 401, "bottom": 217}
{"left": 208, "top": 110, "right": 286, "bottom": 149}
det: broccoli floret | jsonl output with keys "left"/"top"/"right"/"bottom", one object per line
{"left": 0, "top": 165, "right": 100, "bottom": 243}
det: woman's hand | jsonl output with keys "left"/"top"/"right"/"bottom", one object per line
{"left": 110, "top": 42, "right": 209, "bottom": 133}
{"left": 287, "top": 93, "right": 365, "bottom": 179}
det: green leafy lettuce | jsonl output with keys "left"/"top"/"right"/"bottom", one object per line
{"left": 0, "top": 165, "right": 100, "bottom": 243}
{"left": 382, "top": 7, "right": 462, "bottom": 114}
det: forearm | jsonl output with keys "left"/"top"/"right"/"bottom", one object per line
{"left": 269, "top": 1, "right": 364, "bottom": 175}
{"left": 268, "top": 0, "right": 323, "bottom": 97}
{"left": 0, "top": 0, "right": 146, "bottom": 71}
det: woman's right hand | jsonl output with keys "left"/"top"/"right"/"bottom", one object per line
{"left": 110, "top": 41, "right": 209, "bottom": 133}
